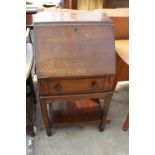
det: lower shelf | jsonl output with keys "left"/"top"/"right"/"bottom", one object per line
{"left": 49, "top": 99, "right": 102, "bottom": 127}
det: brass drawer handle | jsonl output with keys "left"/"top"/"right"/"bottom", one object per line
{"left": 91, "top": 81, "right": 97, "bottom": 89}
{"left": 54, "top": 84, "right": 61, "bottom": 92}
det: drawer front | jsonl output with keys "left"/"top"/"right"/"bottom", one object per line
{"left": 39, "top": 76, "right": 114, "bottom": 96}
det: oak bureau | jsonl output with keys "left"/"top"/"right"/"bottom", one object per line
{"left": 33, "top": 11, "right": 116, "bottom": 136}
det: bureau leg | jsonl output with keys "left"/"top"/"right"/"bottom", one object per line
{"left": 40, "top": 101, "right": 52, "bottom": 136}
{"left": 99, "top": 94, "right": 112, "bottom": 131}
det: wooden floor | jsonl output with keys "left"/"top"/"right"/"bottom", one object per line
{"left": 50, "top": 99, "right": 102, "bottom": 127}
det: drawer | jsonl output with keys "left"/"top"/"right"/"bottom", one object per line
{"left": 39, "top": 76, "right": 114, "bottom": 96}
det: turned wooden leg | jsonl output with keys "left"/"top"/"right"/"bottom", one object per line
{"left": 122, "top": 113, "right": 129, "bottom": 131}
{"left": 40, "top": 100, "right": 52, "bottom": 136}
{"left": 99, "top": 94, "right": 112, "bottom": 131}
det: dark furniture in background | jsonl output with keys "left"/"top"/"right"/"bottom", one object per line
{"left": 94, "top": 8, "right": 129, "bottom": 131}
{"left": 26, "top": 8, "right": 38, "bottom": 28}
{"left": 63, "top": 0, "right": 129, "bottom": 9}
{"left": 26, "top": 7, "right": 38, "bottom": 136}
{"left": 115, "top": 40, "right": 129, "bottom": 131}
{"left": 26, "top": 29, "right": 36, "bottom": 136}
{"left": 64, "top": 0, "right": 77, "bottom": 9}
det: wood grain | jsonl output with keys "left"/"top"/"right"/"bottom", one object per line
{"left": 51, "top": 99, "right": 101, "bottom": 126}
{"left": 34, "top": 11, "right": 116, "bottom": 136}
{"left": 39, "top": 76, "right": 113, "bottom": 95}
{"left": 34, "top": 12, "right": 115, "bottom": 78}
{"left": 40, "top": 91, "right": 113, "bottom": 102}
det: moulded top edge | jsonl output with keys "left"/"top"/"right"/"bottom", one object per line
{"left": 33, "top": 11, "right": 113, "bottom": 25}
{"left": 33, "top": 21, "right": 114, "bottom": 27}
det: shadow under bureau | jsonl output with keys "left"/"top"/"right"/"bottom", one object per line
{"left": 33, "top": 11, "right": 116, "bottom": 136}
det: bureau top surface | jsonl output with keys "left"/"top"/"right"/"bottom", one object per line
{"left": 34, "top": 12, "right": 115, "bottom": 79}
{"left": 33, "top": 11, "right": 112, "bottom": 24}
